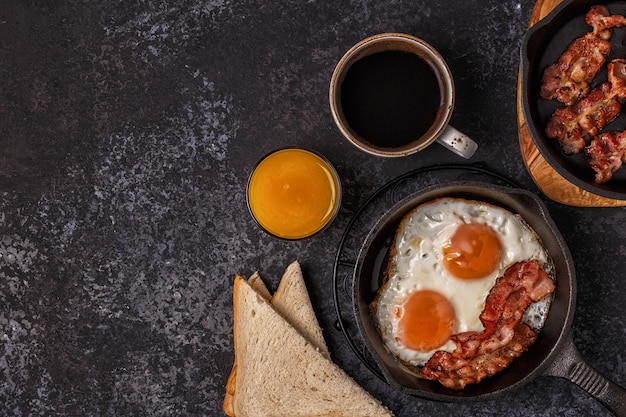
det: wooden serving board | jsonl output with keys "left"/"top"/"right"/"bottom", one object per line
{"left": 517, "top": 0, "right": 626, "bottom": 206}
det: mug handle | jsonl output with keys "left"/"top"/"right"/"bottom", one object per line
{"left": 435, "top": 125, "right": 478, "bottom": 159}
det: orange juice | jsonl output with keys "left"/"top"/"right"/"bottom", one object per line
{"left": 247, "top": 148, "right": 341, "bottom": 240}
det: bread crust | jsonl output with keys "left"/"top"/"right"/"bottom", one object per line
{"left": 223, "top": 272, "right": 271, "bottom": 416}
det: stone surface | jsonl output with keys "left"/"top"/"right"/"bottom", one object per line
{"left": 1, "top": 0, "right": 624, "bottom": 416}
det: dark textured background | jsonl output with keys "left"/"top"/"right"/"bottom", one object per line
{"left": 1, "top": 0, "right": 624, "bottom": 416}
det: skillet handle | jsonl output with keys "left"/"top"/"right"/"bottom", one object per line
{"left": 544, "top": 333, "right": 626, "bottom": 416}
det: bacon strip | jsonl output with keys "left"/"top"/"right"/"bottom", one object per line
{"left": 421, "top": 260, "right": 555, "bottom": 389}
{"left": 545, "top": 59, "right": 626, "bottom": 155}
{"left": 585, "top": 130, "right": 626, "bottom": 183}
{"left": 423, "top": 323, "right": 537, "bottom": 390}
{"left": 540, "top": 5, "right": 626, "bottom": 106}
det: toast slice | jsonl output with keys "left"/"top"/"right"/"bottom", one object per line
{"left": 272, "top": 261, "right": 329, "bottom": 356}
{"left": 230, "top": 275, "right": 393, "bottom": 417}
{"left": 223, "top": 261, "right": 330, "bottom": 416}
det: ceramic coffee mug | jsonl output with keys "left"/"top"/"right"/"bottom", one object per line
{"left": 329, "top": 33, "right": 477, "bottom": 159}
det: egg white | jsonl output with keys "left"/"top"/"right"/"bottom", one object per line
{"left": 375, "top": 198, "right": 549, "bottom": 366}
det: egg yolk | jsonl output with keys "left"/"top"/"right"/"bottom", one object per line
{"left": 442, "top": 222, "right": 503, "bottom": 280}
{"left": 395, "top": 289, "right": 456, "bottom": 352}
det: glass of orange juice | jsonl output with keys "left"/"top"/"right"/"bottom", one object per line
{"left": 247, "top": 147, "right": 342, "bottom": 240}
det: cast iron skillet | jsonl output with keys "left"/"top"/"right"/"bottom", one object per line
{"left": 353, "top": 182, "right": 626, "bottom": 415}
{"left": 521, "top": 0, "right": 626, "bottom": 200}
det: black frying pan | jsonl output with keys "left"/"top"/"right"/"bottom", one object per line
{"left": 353, "top": 182, "right": 626, "bottom": 415}
{"left": 521, "top": 0, "right": 626, "bottom": 200}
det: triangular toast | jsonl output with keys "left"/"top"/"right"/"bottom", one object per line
{"left": 229, "top": 275, "right": 392, "bottom": 417}
{"left": 223, "top": 261, "right": 329, "bottom": 415}
{"left": 271, "top": 261, "right": 329, "bottom": 356}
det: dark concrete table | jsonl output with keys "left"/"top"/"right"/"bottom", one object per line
{"left": 1, "top": 1, "right": 624, "bottom": 416}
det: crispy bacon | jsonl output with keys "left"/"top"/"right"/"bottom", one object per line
{"left": 422, "top": 323, "right": 537, "bottom": 390}
{"left": 421, "top": 260, "right": 555, "bottom": 389}
{"left": 585, "top": 130, "right": 626, "bottom": 183}
{"left": 540, "top": 5, "right": 626, "bottom": 106}
{"left": 545, "top": 59, "right": 626, "bottom": 155}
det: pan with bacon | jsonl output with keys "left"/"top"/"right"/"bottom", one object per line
{"left": 353, "top": 183, "right": 625, "bottom": 415}
{"left": 521, "top": 0, "right": 626, "bottom": 199}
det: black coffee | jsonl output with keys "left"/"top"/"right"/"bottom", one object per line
{"left": 340, "top": 50, "right": 441, "bottom": 148}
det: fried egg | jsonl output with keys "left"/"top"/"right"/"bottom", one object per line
{"left": 374, "top": 198, "right": 549, "bottom": 367}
